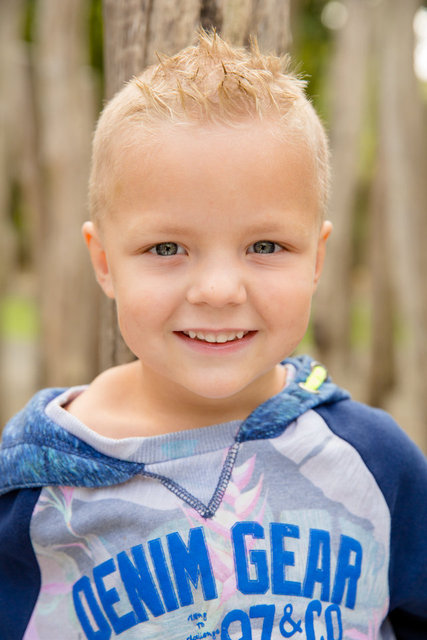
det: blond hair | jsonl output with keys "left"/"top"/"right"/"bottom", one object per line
{"left": 89, "top": 30, "right": 330, "bottom": 223}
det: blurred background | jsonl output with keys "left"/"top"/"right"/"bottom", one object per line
{"left": 0, "top": 0, "right": 426, "bottom": 451}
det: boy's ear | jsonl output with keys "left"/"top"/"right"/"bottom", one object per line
{"left": 313, "top": 220, "right": 333, "bottom": 288}
{"left": 82, "top": 221, "right": 115, "bottom": 299}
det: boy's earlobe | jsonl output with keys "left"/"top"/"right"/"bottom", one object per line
{"left": 82, "top": 221, "right": 115, "bottom": 299}
{"left": 314, "top": 220, "right": 333, "bottom": 287}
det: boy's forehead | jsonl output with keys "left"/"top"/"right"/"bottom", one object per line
{"left": 112, "top": 118, "right": 313, "bottom": 179}
{"left": 111, "top": 120, "right": 312, "bottom": 187}
{"left": 103, "top": 118, "right": 321, "bottom": 231}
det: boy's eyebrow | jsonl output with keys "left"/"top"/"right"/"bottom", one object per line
{"left": 238, "top": 221, "right": 286, "bottom": 234}
{"left": 238, "top": 219, "right": 309, "bottom": 237}
{"left": 125, "top": 219, "right": 192, "bottom": 236}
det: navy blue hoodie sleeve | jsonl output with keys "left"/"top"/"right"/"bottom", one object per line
{"left": 0, "top": 489, "right": 42, "bottom": 639}
{"left": 316, "top": 399, "right": 427, "bottom": 638}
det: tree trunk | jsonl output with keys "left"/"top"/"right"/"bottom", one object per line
{"left": 103, "top": 0, "right": 202, "bottom": 100}
{"left": 35, "top": 0, "right": 99, "bottom": 387}
{"left": 367, "top": 160, "right": 396, "bottom": 407}
{"left": 221, "top": 0, "right": 291, "bottom": 51}
{"left": 312, "top": 0, "right": 372, "bottom": 386}
{"left": 376, "top": 0, "right": 427, "bottom": 449}
{"left": 0, "top": 0, "right": 26, "bottom": 426}
{"left": 100, "top": 0, "right": 292, "bottom": 369}
{"left": 0, "top": 0, "right": 22, "bottom": 293}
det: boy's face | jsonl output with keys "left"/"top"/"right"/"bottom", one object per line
{"left": 86, "top": 121, "right": 331, "bottom": 413}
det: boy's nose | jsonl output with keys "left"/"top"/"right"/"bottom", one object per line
{"left": 186, "top": 262, "right": 247, "bottom": 307}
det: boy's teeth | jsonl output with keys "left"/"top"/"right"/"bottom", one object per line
{"left": 185, "top": 330, "right": 247, "bottom": 343}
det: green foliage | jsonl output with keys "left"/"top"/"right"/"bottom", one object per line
{"left": 0, "top": 296, "right": 39, "bottom": 340}
{"left": 22, "top": 0, "right": 37, "bottom": 42}
{"left": 350, "top": 288, "right": 371, "bottom": 348}
{"left": 89, "top": 0, "right": 104, "bottom": 76}
{"left": 10, "top": 182, "right": 33, "bottom": 269}
{"left": 23, "top": 0, "right": 104, "bottom": 78}
{"left": 291, "top": 0, "right": 333, "bottom": 120}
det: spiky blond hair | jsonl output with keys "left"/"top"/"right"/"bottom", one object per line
{"left": 89, "top": 30, "right": 330, "bottom": 223}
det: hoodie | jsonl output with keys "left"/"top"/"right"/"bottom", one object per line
{"left": 0, "top": 356, "right": 426, "bottom": 640}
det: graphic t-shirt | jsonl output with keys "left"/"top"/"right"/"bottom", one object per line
{"left": 31, "top": 390, "right": 391, "bottom": 639}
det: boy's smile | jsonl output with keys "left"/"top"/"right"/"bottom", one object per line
{"left": 85, "top": 121, "right": 331, "bottom": 426}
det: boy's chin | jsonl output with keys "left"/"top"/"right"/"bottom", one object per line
{"left": 173, "top": 369, "right": 283, "bottom": 407}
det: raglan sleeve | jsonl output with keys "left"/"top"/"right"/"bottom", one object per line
{"left": 0, "top": 488, "right": 42, "bottom": 639}
{"left": 385, "top": 431, "right": 427, "bottom": 639}
{"left": 316, "top": 400, "right": 427, "bottom": 639}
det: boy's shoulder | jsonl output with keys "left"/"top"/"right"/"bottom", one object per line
{"left": 316, "top": 395, "right": 423, "bottom": 464}
{"left": 315, "top": 397, "right": 427, "bottom": 512}
{"left": 317, "top": 397, "right": 427, "bottom": 619}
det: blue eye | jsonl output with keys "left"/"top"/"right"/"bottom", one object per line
{"left": 249, "top": 241, "right": 281, "bottom": 254}
{"left": 149, "top": 242, "right": 184, "bottom": 256}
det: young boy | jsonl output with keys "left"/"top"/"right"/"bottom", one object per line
{"left": 0, "top": 31, "right": 426, "bottom": 640}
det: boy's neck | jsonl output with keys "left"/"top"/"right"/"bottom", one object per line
{"left": 65, "top": 360, "right": 287, "bottom": 439}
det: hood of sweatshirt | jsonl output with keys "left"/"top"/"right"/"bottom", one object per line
{"left": 0, "top": 355, "right": 349, "bottom": 496}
